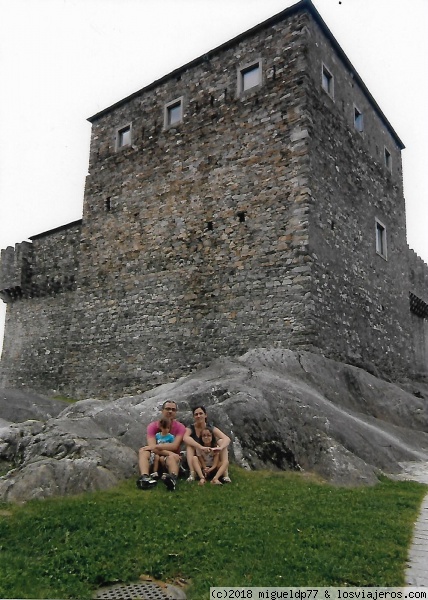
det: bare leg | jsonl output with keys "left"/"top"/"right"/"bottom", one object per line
{"left": 138, "top": 448, "right": 151, "bottom": 475}
{"left": 165, "top": 453, "right": 180, "bottom": 477}
{"left": 186, "top": 446, "right": 197, "bottom": 480}
{"left": 219, "top": 447, "right": 231, "bottom": 481}
{"left": 192, "top": 455, "right": 205, "bottom": 482}
{"left": 212, "top": 457, "right": 229, "bottom": 483}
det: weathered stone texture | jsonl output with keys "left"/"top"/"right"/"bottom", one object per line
{"left": 409, "top": 248, "right": 428, "bottom": 305}
{"left": 60, "top": 11, "right": 317, "bottom": 397}
{"left": 0, "top": 1, "right": 427, "bottom": 398}
{"left": 28, "top": 221, "right": 81, "bottom": 298}
{"left": 0, "top": 242, "right": 32, "bottom": 302}
{"left": 2, "top": 349, "right": 428, "bottom": 501}
{"left": 408, "top": 249, "right": 428, "bottom": 374}
{"left": 0, "top": 223, "right": 81, "bottom": 391}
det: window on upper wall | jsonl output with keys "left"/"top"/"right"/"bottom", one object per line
{"left": 354, "top": 106, "right": 364, "bottom": 132}
{"left": 375, "top": 218, "right": 387, "bottom": 259}
{"left": 164, "top": 97, "right": 183, "bottom": 128}
{"left": 384, "top": 147, "right": 392, "bottom": 171}
{"left": 237, "top": 59, "right": 262, "bottom": 95}
{"left": 116, "top": 124, "right": 132, "bottom": 150}
{"left": 321, "top": 64, "right": 334, "bottom": 98}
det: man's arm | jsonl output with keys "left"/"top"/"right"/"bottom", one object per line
{"left": 141, "top": 433, "right": 157, "bottom": 453}
{"left": 158, "top": 432, "right": 183, "bottom": 454}
{"left": 143, "top": 434, "right": 183, "bottom": 454}
{"left": 141, "top": 421, "right": 163, "bottom": 452}
{"left": 152, "top": 448, "right": 174, "bottom": 456}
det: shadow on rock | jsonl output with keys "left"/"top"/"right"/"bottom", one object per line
{"left": 1, "top": 349, "right": 428, "bottom": 501}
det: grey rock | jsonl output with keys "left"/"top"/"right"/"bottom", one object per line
{"left": 0, "top": 388, "right": 66, "bottom": 423}
{"left": 1, "top": 349, "right": 428, "bottom": 502}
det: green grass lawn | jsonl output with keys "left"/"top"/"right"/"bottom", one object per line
{"left": 0, "top": 467, "right": 425, "bottom": 599}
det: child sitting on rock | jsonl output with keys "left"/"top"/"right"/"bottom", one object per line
{"left": 151, "top": 417, "right": 175, "bottom": 479}
{"left": 193, "top": 427, "right": 227, "bottom": 485}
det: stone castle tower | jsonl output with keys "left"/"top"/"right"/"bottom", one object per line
{"left": 1, "top": 0, "right": 427, "bottom": 399}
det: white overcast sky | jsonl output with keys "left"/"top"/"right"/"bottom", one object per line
{"left": 0, "top": 0, "right": 427, "bottom": 354}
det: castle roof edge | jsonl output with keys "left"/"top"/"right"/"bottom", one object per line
{"left": 87, "top": 0, "right": 404, "bottom": 150}
{"left": 29, "top": 219, "right": 83, "bottom": 241}
{"left": 87, "top": 0, "right": 307, "bottom": 123}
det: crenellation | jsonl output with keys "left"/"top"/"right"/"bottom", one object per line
{"left": 408, "top": 248, "right": 428, "bottom": 299}
{"left": 0, "top": 242, "right": 33, "bottom": 303}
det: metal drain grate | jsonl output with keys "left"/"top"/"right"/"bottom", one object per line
{"left": 93, "top": 581, "right": 186, "bottom": 600}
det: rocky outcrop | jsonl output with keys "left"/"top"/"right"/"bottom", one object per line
{"left": 0, "top": 388, "right": 65, "bottom": 425}
{"left": 1, "top": 349, "right": 428, "bottom": 502}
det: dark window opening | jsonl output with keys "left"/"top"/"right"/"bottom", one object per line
{"left": 237, "top": 211, "right": 246, "bottom": 223}
{"left": 354, "top": 107, "right": 364, "bottom": 132}
{"left": 384, "top": 147, "right": 392, "bottom": 171}
{"left": 164, "top": 98, "right": 184, "bottom": 128}
{"left": 117, "top": 125, "right": 131, "bottom": 148}
{"left": 206, "top": 221, "right": 214, "bottom": 231}
{"left": 105, "top": 198, "right": 111, "bottom": 212}
{"left": 241, "top": 63, "right": 261, "bottom": 92}
{"left": 322, "top": 65, "right": 334, "bottom": 98}
{"left": 410, "top": 292, "right": 428, "bottom": 318}
{"left": 375, "top": 220, "right": 387, "bottom": 259}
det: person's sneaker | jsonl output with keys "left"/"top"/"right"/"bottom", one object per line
{"left": 220, "top": 476, "right": 232, "bottom": 484}
{"left": 179, "top": 463, "right": 189, "bottom": 479}
{"left": 151, "top": 471, "right": 159, "bottom": 480}
{"left": 136, "top": 474, "right": 157, "bottom": 490}
{"left": 161, "top": 473, "right": 177, "bottom": 491}
{"left": 186, "top": 472, "right": 196, "bottom": 482}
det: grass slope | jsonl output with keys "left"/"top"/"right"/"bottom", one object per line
{"left": 0, "top": 468, "right": 425, "bottom": 599}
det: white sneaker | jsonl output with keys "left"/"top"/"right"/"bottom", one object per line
{"left": 186, "top": 472, "right": 196, "bottom": 482}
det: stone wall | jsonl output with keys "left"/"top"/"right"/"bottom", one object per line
{"left": 408, "top": 248, "right": 428, "bottom": 374}
{"left": 27, "top": 221, "right": 81, "bottom": 299}
{"left": 0, "top": 222, "right": 81, "bottom": 392}
{"left": 0, "top": 242, "right": 32, "bottom": 302}
{"left": 409, "top": 248, "right": 428, "bottom": 306}
{"left": 0, "top": 1, "right": 426, "bottom": 399}
{"left": 303, "top": 16, "right": 414, "bottom": 378}
{"left": 61, "top": 10, "right": 318, "bottom": 397}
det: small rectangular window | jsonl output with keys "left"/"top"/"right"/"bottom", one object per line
{"left": 242, "top": 64, "right": 260, "bottom": 91}
{"left": 375, "top": 219, "right": 387, "bottom": 259}
{"left": 168, "top": 103, "right": 182, "bottom": 125}
{"left": 237, "top": 59, "right": 262, "bottom": 96}
{"left": 384, "top": 147, "right": 392, "bottom": 171}
{"left": 322, "top": 64, "right": 334, "bottom": 98}
{"left": 354, "top": 107, "right": 364, "bottom": 132}
{"left": 164, "top": 97, "right": 183, "bottom": 128}
{"left": 116, "top": 124, "right": 132, "bottom": 150}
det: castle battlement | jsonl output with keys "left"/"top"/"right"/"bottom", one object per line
{"left": 0, "top": 242, "right": 32, "bottom": 303}
{"left": 0, "top": 221, "right": 81, "bottom": 303}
